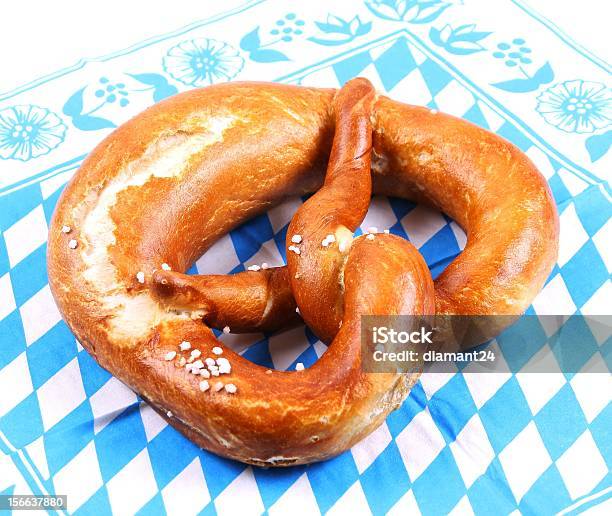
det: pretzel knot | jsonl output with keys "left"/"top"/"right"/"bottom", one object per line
{"left": 48, "top": 78, "right": 558, "bottom": 466}
{"left": 149, "top": 79, "right": 434, "bottom": 464}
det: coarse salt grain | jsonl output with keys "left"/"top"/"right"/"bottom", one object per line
{"left": 212, "top": 346, "right": 223, "bottom": 355}
{"left": 136, "top": 271, "right": 145, "bottom": 284}
{"left": 200, "top": 369, "right": 211, "bottom": 378}
{"left": 178, "top": 357, "right": 186, "bottom": 367}
{"left": 214, "top": 382, "right": 224, "bottom": 392}
{"left": 190, "top": 349, "right": 201, "bottom": 358}
{"left": 192, "top": 359, "right": 204, "bottom": 370}
{"left": 167, "top": 411, "right": 173, "bottom": 418}
{"left": 295, "top": 362, "right": 305, "bottom": 371}
{"left": 205, "top": 358, "right": 216, "bottom": 367}
{"left": 68, "top": 239, "right": 78, "bottom": 249}
{"left": 261, "top": 262, "right": 269, "bottom": 269}
{"left": 295, "top": 306, "right": 300, "bottom": 314}
{"left": 61, "top": 225, "right": 71, "bottom": 233}
{"left": 288, "top": 245, "right": 301, "bottom": 255}
{"left": 161, "top": 263, "right": 171, "bottom": 271}
{"left": 366, "top": 234, "right": 375, "bottom": 240}
{"left": 291, "top": 234, "right": 302, "bottom": 244}
{"left": 199, "top": 380, "right": 210, "bottom": 392}
{"left": 223, "top": 326, "right": 231, "bottom": 334}
{"left": 247, "top": 264, "right": 261, "bottom": 271}
{"left": 225, "top": 384, "right": 237, "bottom": 394}
{"left": 321, "top": 233, "right": 336, "bottom": 247}
{"left": 217, "top": 359, "right": 231, "bottom": 374}
{"left": 164, "top": 351, "right": 176, "bottom": 361}
{"left": 179, "top": 341, "right": 191, "bottom": 351}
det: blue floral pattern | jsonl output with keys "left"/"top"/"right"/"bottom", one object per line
{"left": 0, "top": 105, "right": 66, "bottom": 161}
{"left": 94, "top": 77, "right": 130, "bottom": 107}
{"left": 429, "top": 24, "right": 491, "bottom": 55}
{"left": 163, "top": 38, "right": 244, "bottom": 86}
{"left": 241, "top": 13, "right": 306, "bottom": 62}
{"left": 309, "top": 14, "right": 372, "bottom": 46}
{"left": 492, "top": 39, "right": 532, "bottom": 67}
{"left": 536, "top": 80, "right": 611, "bottom": 133}
{"left": 365, "top": 0, "right": 450, "bottom": 23}
{"left": 63, "top": 74, "right": 178, "bottom": 131}
{"left": 489, "top": 38, "right": 554, "bottom": 93}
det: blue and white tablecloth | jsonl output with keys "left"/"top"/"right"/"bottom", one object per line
{"left": 0, "top": 1, "right": 610, "bottom": 514}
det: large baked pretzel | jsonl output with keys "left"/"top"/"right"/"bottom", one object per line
{"left": 48, "top": 78, "right": 558, "bottom": 465}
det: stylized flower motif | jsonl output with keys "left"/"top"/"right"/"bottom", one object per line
{"left": 95, "top": 76, "right": 130, "bottom": 107}
{"left": 536, "top": 80, "right": 611, "bottom": 133}
{"left": 269, "top": 12, "right": 306, "bottom": 41}
{"left": 365, "top": 0, "right": 450, "bottom": 23}
{"left": 163, "top": 38, "right": 244, "bottom": 87}
{"left": 492, "top": 39, "right": 532, "bottom": 68}
{"left": 309, "top": 14, "right": 372, "bottom": 46}
{"left": 0, "top": 105, "right": 66, "bottom": 161}
{"left": 430, "top": 24, "right": 491, "bottom": 55}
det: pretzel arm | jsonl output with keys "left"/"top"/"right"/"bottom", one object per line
{"left": 151, "top": 267, "right": 299, "bottom": 333}
{"left": 286, "top": 78, "right": 376, "bottom": 343}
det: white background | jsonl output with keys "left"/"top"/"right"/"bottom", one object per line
{"left": 1, "top": 0, "right": 609, "bottom": 95}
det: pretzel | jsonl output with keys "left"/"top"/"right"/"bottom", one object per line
{"left": 48, "top": 79, "right": 558, "bottom": 465}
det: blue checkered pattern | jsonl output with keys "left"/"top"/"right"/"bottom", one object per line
{"left": 1, "top": 1, "right": 610, "bottom": 514}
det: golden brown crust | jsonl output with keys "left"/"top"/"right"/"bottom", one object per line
{"left": 372, "top": 97, "right": 559, "bottom": 316}
{"left": 47, "top": 80, "right": 558, "bottom": 465}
